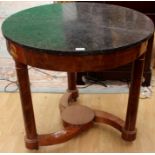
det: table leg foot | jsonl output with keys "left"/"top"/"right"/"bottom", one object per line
{"left": 25, "top": 138, "right": 39, "bottom": 150}
{"left": 121, "top": 128, "right": 137, "bottom": 141}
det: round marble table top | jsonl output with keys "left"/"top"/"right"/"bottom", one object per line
{"left": 2, "top": 2, "right": 154, "bottom": 55}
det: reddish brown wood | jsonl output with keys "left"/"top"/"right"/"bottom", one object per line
{"left": 6, "top": 34, "right": 148, "bottom": 149}
{"left": 59, "top": 92, "right": 124, "bottom": 132}
{"left": 122, "top": 55, "right": 145, "bottom": 141}
{"left": 61, "top": 105, "right": 95, "bottom": 125}
{"left": 59, "top": 91, "right": 80, "bottom": 114}
{"left": 67, "top": 72, "right": 79, "bottom": 101}
{"left": 67, "top": 72, "right": 77, "bottom": 90}
{"left": 94, "top": 110, "right": 124, "bottom": 132}
{"left": 38, "top": 123, "right": 93, "bottom": 146}
{"left": 15, "top": 61, "right": 38, "bottom": 149}
{"left": 59, "top": 92, "right": 125, "bottom": 133}
{"left": 142, "top": 34, "right": 154, "bottom": 86}
{"left": 144, "top": 34, "right": 154, "bottom": 71}
{"left": 7, "top": 40, "right": 148, "bottom": 72}
{"left": 59, "top": 92, "right": 74, "bottom": 113}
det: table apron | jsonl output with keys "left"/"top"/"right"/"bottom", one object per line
{"left": 6, "top": 40, "right": 148, "bottom": 72}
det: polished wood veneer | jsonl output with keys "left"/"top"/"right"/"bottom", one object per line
{"left": 8, "top": 40, "right": 146, "bottom": 149}
{"left": 2, "top": 2, "right": 154, "bottom": 150}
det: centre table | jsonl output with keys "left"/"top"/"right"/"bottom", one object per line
{"left": 2, "top": 2, "right": 154, "bottom": 150}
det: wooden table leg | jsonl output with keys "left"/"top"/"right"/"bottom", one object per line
{"left": 143, "top": 33, "right": 154, "bottom": 86}
{"left": 67, "top": 72, "right": 79, "bottom": 101}
{"left": 122, "top": 55, "right": 145, "bottom": 141}
{"left": 15, "top": 61, "right": 38, "bottom": 149}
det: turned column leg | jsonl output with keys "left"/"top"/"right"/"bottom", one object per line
{"left": 67, "top": 72, "right": 79, "bottom": 101}
{"left": 15, "top": 61, "right": 38, "bottom": 149}
{"left": 122, "top": 55, "right": 145, "bottom": 141}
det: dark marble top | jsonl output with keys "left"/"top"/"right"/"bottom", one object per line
{"left": 2, "top": 2, "right": 154, "bottom": 55}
